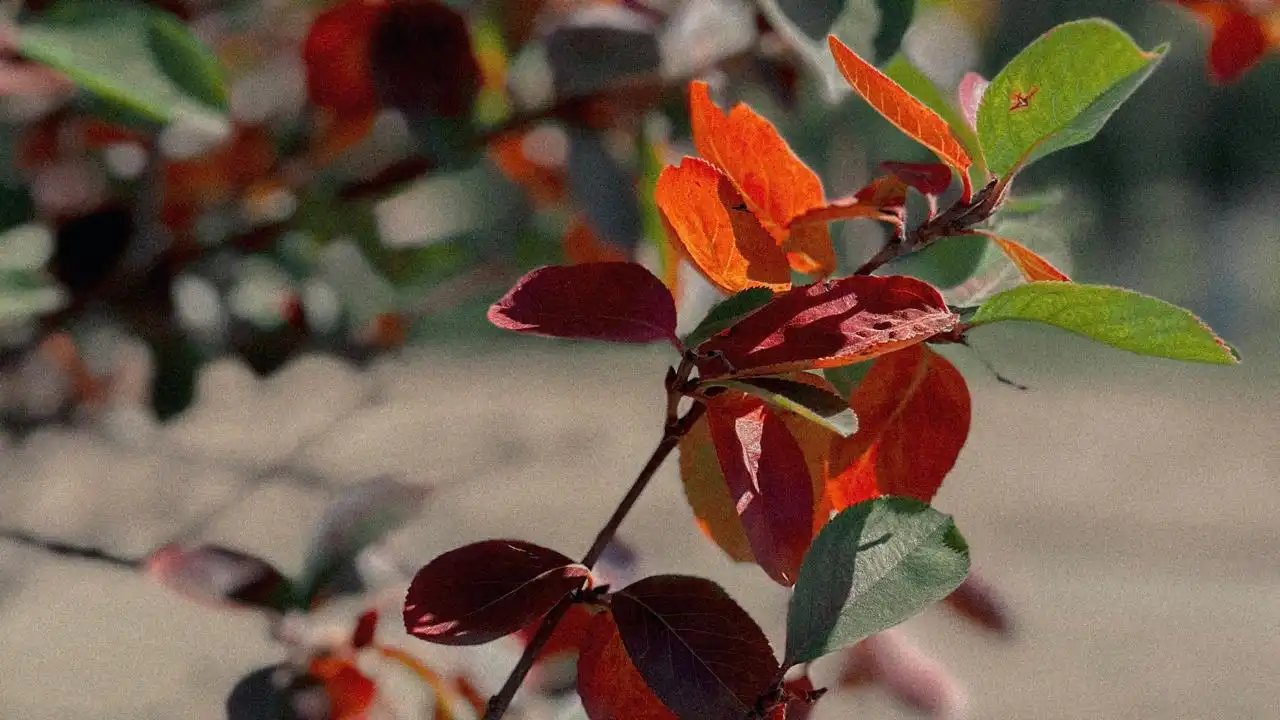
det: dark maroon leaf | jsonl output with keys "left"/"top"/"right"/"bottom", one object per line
{"left": 404, "top": 540, "right": 590, "bottom": 646}
{"left": 704, "top": 393, "right": 814, "bottom": 586}
{"left": 943, "top": 572, "right": 1014, "bottom": 637}
{"left": 611, "top": 575, "right": 779, "bottom": 719}
{"left": 695, "top": 275, "right": 956, "bottom": 379}
{"left": 145, "top": 544, "right": 292, "bottom": 613}
{"left": 350, "top": 609, "right": 379, "bottom": 649}
{"left": 488, "top": 262, "right": 680, "bottom": 348}
{"left": 880, "top": 161, "right": 953, "bottom": 197}
{"left": 369, "top": 0, "right": 480, "bottom": 119}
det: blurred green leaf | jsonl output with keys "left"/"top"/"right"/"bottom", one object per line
{"left": 0, "top": 184, "right": 35, "bottom": 233}
{"left": 970, "top": 282, "right": 1239, "bottom": 364}
{"left": 872, "top": 0, "right": 915, "bottom": 64}
{"left": 0, "top": 270, "right": 65, "bottom": 323}
{"left": 20, "top": 0, "right": 228, "bottom": 129}
{"left": 977, "top": 19, "right": 1166, "bottom": 178}
{"left": 823, "top": 360, "right": 872, "bottom": 397}
{"left": 785, "top": 497, "right": 969, "bottom": 666}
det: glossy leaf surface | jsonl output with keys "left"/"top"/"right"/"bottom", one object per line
{"left": 684, "top": 287, "right": 775, "bottom": 350}
{"left": 689, "top": 81, "right": 833, "bottom": 275}
{"left": 969, "top": 282, "right": 1239, "bottom": 364}
{"left": 488, "top": 262, "right": 680, "bottom": 347}
{"left": 785, "top": 498, "right": 970, "bottom": 665}
{"left": 695, "top": 275, "right": 956, "bottom": 379}
{"left": 828, "top": 37, "right": 973, "bottom": 198}
{"left": 826, "top": 345, "right": 970, "bottom": 510}
{"left": 577, "top": 612, "right": 677, "bottom": 720}
{"left": 656, "top": 157, "right": 792, "bottom": 294}
{"left": 705, "top": 393, "right": 815, "bottom": 585}
{"left": 404, "top": 540, "right": 589, "bottom": 646}
{"left": 679, "top": 416, "right": 755, "bottom": 563}
{"left": 613, "top": 575, "right": 779, "bottom": 718}
{"left": 710, "top": 373, "right": 857, "bottom": 438}
{"left": 977, "top": 19, "right": 1167, "bottom": 177}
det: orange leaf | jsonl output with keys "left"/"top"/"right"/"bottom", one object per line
{"left": 489, "top": 131, "right": 566, "bottom": 207}
{"left": 678, "top": 415, "right": 756, "bottom": 563}
{"left": 980, "top": 231, "right": 1071, "bottom": 282}
{"left": 655, "top": 157, "right": 791, "bottom": 293}
{"left": 826, "top": 345, "right": 970, "bottom": 510}
{"left": 788, "top": 175, "right": 908, "bottom": 228}
{"left": 688, "top": 81, "right": 834, "bottom": 275}
{"left": 827, "top": 37, "right": 973, "bottom": 201}
{"left": 563, "top": 216, "right": 628, "bottom": 264}
{"left": 577, "top": 612, "right": 678, "bottom": 720}
{"left": 310, "top": 656, "right": 377, "bottom": 720}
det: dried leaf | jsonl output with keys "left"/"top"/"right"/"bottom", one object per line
{"left": 404, "top": 540, "right": 590, "bottom": 646}
{"left": 612, "top": 575, "right": 779, "bottom": 717}
{"left": 695, "top": 275, "right": 956, "bottom": 379}
{"left": 577, "top": 612, "right": 678, "bottom": 720}
{"left": 826, "top": 345, "right": 971, "bottom": 511}
{"left": 705, "top": 392, "right": 815, "bottom": 585}
{"left": 828, "top": 37, "right": 973, "bottom": 200}
{"left": 655, "top": 157, "right": 792, "bottom": 294}
{"left": 488, "top": 262, "right": 680, "bottom": 348}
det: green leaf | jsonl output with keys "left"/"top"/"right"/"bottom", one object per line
{"left": 0, "top": 270, "right": 66, "bottom": 323}
{"left": 872, "top": 0, "right": 915, "bottom": 63}
{"left": 19, "top": 0, "right": 228, "bottom": 129}
{"left": 710, "top": 375, "right": 858, "bottom": 437}
{"left": 684, "top": 288, "right": 775, "bottom": 349}
{"left": 883, "top": 53, "right": 986, "bottom": 180}
{"left": 968, "top": 282, "right": 1239, "bottom": 364}
{"left": 885, "top": 233, "right": 989, "bottom": 289}
{"left": 823, "top": 360, "right": 872, "bottom": 397}
{"left": 785, "top": 497, "right": 968, "bottom": 666}
{"left": 977, "top": 19, "right": 1166, "bottom": 178}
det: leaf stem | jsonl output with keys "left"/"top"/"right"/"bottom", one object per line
{"left": 855, "top": 177, "right": 1005, "bottom": 276}
{"left": 483, "top": 360, "right": 707, "bottom": 720}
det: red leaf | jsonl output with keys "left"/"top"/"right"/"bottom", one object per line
{"left": 404, "top": 540, "right": 590, "bottom": 646}
{"left": 655, "top": 157, "right": 792, "bottom": 294}
{"left": 839, "top": 629, "right": 965, "bottom": 718}
{"left": 611, "top": 575, "right": 780, "bottom": 718}
{"left": 688, "top": 81, "right": 833, "bottom": 276}
{"left": 351, "top": 610, "right": 378, "bottom": 649}
{"left": 487, "top": 262, "right": 680, "bottom": 348}
{"left": 302, "top": 0, "right": 382, "bottom": 117}
{"left": 828, "top": 37, "right": 973, "bottom": 201}
{"left": 310, "top": 656, "right": 377, "bottom": 720}
{"left": 577, "top": 612, "right": 678, "bottom": 720}
{"left": 981, "top": 232, "right": 1071, "bottom": 282}
{"left": 943, "top": 572, "right": 1014, "bottom": 637}
{"left": 678, "top": 415, "right": 756, "bottom": 563}
{"left": 880, "top": 161, "right": 953, "bottom": 197}
{"left": 695, "top": 275, "right": 956, "bottom": 379}
{"left": 145, "top": 544, "right": 291, "bottom": 613}
{"left": 516, "top": 603, "right": 599, "bottom": 661}
{"left": 704, "top": 393, "right": 815, "bottom": 586}
{"left": 826, "top": 345, "right": 970, "bottom": 510}
{"left": 1176, "top": 1, "right": 1273, "bottom": 83}
{"left": 368, "top": 0, "right": 481, "bottom": 118}
{"left": 778, "top": 673, "right": 823, "bottom": 720}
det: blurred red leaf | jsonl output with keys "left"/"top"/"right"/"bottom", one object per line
{"left": 788, "top": 176, "right": 908, "bottom": 229}
{"left": 488, "top": 262, "right": 680, "bottom": 347}
{"left": 704, "top": 393, "right": 815, "bottom": 586}
{"left": 656, "top": 156, "right": 792, "bottom": 294}
{"left": 839, "top": 629, "right": 966, "bottom": 718}
{"left": 351, "top": 609, "right": 378, "bottom": 649}
{"left": 880, "top": 161, "right": 953, "bottom": 197}
{"left": 489, "top": 131, "right": 566, "bottom": 207}
{"left": 688, "top": 81, "right": 833, "bottom": 276}
{"left": 309, "top": 656, "right": 377, "bottom": 720}
{"left": 404, "top": 539, "right": 589, "bottom": 646}
{"left": 563, "top": 216, "right": 628, "bottom": 264}
{"left": 368, "top": 0, "right": 481, "bottom": 118}
{"left": 980, "top": 231, "right": 1071, "bottom": 282}
{"left": 943, "top": 572, "right": 1014, "bottom": 637}
{"left": 695, "top": 275, "right": 956, "bottom": 379}
{"left": 577, "top": 612, "right": 678, "bottom": 720}
{"left": 612, "top": 575, "right": 779, "bottom": 718}
{"left": 302, "top": 0, "right": 382, "bottom": 117}
{"left": 828, "top": 37, "right": 973, "bottom": 201}
{"left": 145, "top": 544, "right": 292, "bottom": 613}
{"left": 1174, "top": 1, "right": 1276, "bottom": 83}
{"left": 826, "top": 345, "right": 970, "bottom": 511}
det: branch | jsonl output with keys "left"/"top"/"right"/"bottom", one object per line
{"left": 0, "top": 528, "right": 142, "bottom": 569}
{"left": 854, "top": 177, "right": 1005, "bottom": 276}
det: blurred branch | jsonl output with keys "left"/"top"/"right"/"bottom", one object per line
{"left": 0, "top": 527, "right": 142, "bottom": 569}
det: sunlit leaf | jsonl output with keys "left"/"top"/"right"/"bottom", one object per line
{"left": 705, "top": 393, "right": 815, "bottom": 585}
{"left": 145, "top": 544, "right": 292, "bottom": 614}
{"left": 688, "top": 81, "right": 833, "bottom": 275}
{"left": 825, "top": 345, "right": 970, "bottom": 510}
{"left": 969, "top": 282, "right": 1239, "bottom": 364}
{"left": 882, "top": 54, "right": 986, "bottom": 180}
{"left": 695, "top": 275, "right": 956, "bottom": 379}
{"left": 785, "top": 498, "right": 970, "bottom": 665}
{"left": 655, "top": 157, "right": 792, "bottom": 294}
{"left": 683, "top": 287, "right": 775, "bottom": 350}
{"left": 404, "top": 539, "right": 589, "bottom": 646}
{"left": 19, "top": 0, "right": 227, "bottom": 128}
{"left": 709, "top": 373, "right": 857, "bottom": 438}
{"left": 828, "top": 37, "right": 973, "bottom": 200}
{"left": 488, "top": 262, "right": 681, "bottom": 348}
{"left": 577, "top": 612, "right": 678, "bottom": 720}
{"left": 982, "top": 232, "right": 1071, "bottom": 282}
{"left": 678, "top": 416, "right": 755, "bottom": 564}
{"left": 976, "top": 19, "right": 1167, "bottom": 178}
{"left": 612, "top": 575, "right": 779, "bottom": 717}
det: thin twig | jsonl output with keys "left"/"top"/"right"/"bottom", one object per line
{"left": 855, "top": 178, "right": 1005, "bottom": 276}
{"left": 0, "top": 528, "right": 142, "bottom": 569}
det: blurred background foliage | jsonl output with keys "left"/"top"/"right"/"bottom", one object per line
{"left": 0, "top": 0, "right": 1275, "bottom": 429}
